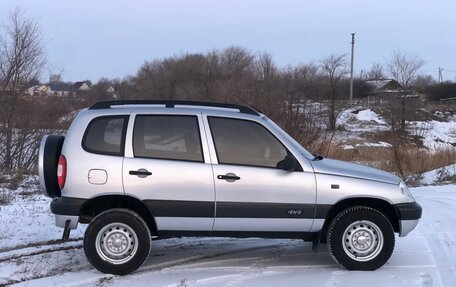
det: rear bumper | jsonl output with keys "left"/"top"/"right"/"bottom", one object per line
{"left": 51, "top": 197, "right": 86, "bottom": 229}
{"left": 394, "top": 202, "right": 422, "bottom": 237}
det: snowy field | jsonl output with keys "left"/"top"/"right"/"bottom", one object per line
{"left": 0, "top": 178, "right": 455, "bottom": 286}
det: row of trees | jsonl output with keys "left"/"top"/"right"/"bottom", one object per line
{"left": 0, "top": 9, "right": 450, "bottom": 175}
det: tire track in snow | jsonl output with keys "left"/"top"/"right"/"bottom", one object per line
{"left": 5, "top": 242, "right": 285, "bottom": 286}
{"left": 0, "top": 237, "right": 82, "bottom": 254}
{"left": 0, "top": 241, "right": 83, "bottom": 264}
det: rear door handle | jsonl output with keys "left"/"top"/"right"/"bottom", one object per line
{"left": 129, "top": 169, "right": 152, "bottom": 178}
{"left": 217, "top": 173, "right": 240, "bottom": 182}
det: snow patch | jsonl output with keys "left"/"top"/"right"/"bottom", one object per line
{"left": 409, "top": 120, "right": 456, "bottom": 151}
{"left": 355, "top": 109, "right": 386, "bottom": 124}
{"left": 0, "top": 175, "right": 85, "bottom": 250}
{"left": 419, "top": 163, "right": 456, "bottom": 186}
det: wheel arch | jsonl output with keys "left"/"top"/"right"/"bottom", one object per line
{"left": 79, "top": 195, "right": 157, "bottom": 236}
{"left": 320, "top": 197, "right": 399, "bottom": 242}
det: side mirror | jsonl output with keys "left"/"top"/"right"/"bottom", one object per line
{"left": 277, "top": 155, "right": 298, "bottom": 171}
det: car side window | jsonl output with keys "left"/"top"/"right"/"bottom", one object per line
{"left": 82, "top": 116, "right": 128, "bottom": 156}
{"left": 133, "top": 115, "right": 203, "bottom": 162}
{"left": 208, "top": 117, "right": 288, "bottom": 168}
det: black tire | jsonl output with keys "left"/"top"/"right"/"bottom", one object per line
{"left": 39, "top": 135, "right": 64, "bottom": 198}
{"left": 327, "top": 206, "right": 395, "bottom": 270}
{"left": 84, "top": 209, "right": 151, "bottom": 275}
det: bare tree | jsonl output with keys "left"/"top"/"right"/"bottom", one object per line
{"left": 220, "top": 46, "right": 255, "bottom": 77}
{"left": 384, "top": 51, "right": 425, "bottom": 132}
{"left": 366, "top": 62, "right": 385, "bottom": 80}
{"left": 386, "top": 51, "right": 425, "bottom": 89}
{"left": 0, "top": 8, "right": 46, "bottom": 171}
{"left": 321, "top": 54, "right": 348, "bottom": 130}
{"left": 256, "top": 52, "right": 276, "bottom": 81}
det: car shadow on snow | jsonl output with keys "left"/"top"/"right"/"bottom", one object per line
{"left": 140, "top": 237, "right": 336, "bottom": 271}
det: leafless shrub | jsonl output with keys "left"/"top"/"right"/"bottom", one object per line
{"left": 320, "top": 54, "right": 349, "bottom": 130}
{"left": 0, "top": 189, "right": 14, "bottom": 205}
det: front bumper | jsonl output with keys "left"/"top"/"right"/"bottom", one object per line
{"left": 55, "top": 214, "right": 79, "bottom": 229}
{"left": 51, "top": 196, "right": 86, "bottom": 229}
{"left": 394, "top": 202, "right": 422, "bottom": 237}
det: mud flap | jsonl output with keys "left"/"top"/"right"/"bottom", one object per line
{"left": 312, "top": 232, "right": 321, "bottom": 253}
{"left": 62, "top": 219, "right": 71, "bottom": 241}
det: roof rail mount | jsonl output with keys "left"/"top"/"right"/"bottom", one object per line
{"left": 89, "top": 100, "right": 260, "bottom": 116}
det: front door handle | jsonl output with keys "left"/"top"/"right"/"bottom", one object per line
{"left": 217, "top": 173, "right": 240, "bottom": 182}
{"left": 129, "top": 168, "right": 152, "bottom": 178}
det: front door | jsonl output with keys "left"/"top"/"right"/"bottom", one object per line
{"left": 123, "top": 114, "right": 215, "bottom": 231}
{"left": 206, "top": 116, "right": 317, "bottom": 233}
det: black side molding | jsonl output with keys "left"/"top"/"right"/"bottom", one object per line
{"left": 394, "top": 202, "right": 422, "bottom": 221}
{"left": 157, "top": 230, "right": 319, "bottom": 241}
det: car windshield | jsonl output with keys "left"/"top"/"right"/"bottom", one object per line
{"left": 264, "top": 116, "right": 314, "bottom": 160}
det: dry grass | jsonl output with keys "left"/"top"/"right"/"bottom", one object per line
{"left": 322, "top": 142, "right": 456, "bottom": 185}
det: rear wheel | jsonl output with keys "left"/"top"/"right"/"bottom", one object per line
{"left": 84, "top": 209, "right": 151, "bottom": 275}
{"left": 327, "top": 206, "right": 395, "bottom": 270}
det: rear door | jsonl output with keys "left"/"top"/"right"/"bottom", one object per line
{"left": 123, "top": 113, "right": 215, "bottom": 232}
{"left": 206, "top": 116, "right": 317, "bottom": 233}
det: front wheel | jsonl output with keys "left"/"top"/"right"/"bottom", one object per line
{"left": 84, "top": 209, "right": 151, "bottom": 275}
{"left": 327, "top": 206, "right": 395, "bottom": 270}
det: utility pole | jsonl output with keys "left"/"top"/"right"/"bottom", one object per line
{"left": 438, "top": 67, "right": 456, "bottom": 84}
{"left": 349, "top": 33, "right": 355, "bottom": 104}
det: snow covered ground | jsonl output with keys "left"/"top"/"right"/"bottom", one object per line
{"left": 409, "top": 120, "right": 456, "bottom": 151}
{"left": 420, "top": 163, "right": 456, "bottom": 186}
{"left": 0, "top": 177, "right": 455, "bottom": 286}
{"left": 336, "top": 107, "right": 456, "bottom": 151}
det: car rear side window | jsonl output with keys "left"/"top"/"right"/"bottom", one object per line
{"left": 82, "top": 116, "right": 128, "bottom": 156}
{"left": 209, "top": 117, "right": 288, "bottom": 168}
{"left": 133, "top": 115, "right": 203, "bottom": 162}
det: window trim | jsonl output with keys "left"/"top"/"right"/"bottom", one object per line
{"left": 207, "top": 116, "right": 302, "bottom": 171}
{"left": 81, "top": 115, "right": 129, "bottom": 156}
{"left": 132, "top": 114, "right": 205, "bottom": 163}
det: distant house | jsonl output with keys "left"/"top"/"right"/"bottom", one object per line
{"left": 49, "top": 81, "right": 76, "bottom": 97}
{"left": 365, "top": 79, "right": 406, "bottom": 98}
{"left": 25, "top": 80, "right": 91, "bottom": 97}
{"left": 74, "top": 81, "right": 91, "bottom": 92}
{"left": 365, "top": 79, "right": 422, "bottom": 106}
{"left": 105, "top": 86, "right": 118, "bottom": 99}
{"left": 105, "top": 86, "right": 115, "bottom": 94}
{"left": 26, "top": 84, "right": 50, "bottom": 96}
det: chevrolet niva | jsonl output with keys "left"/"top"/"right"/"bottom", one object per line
{"left": 39, "top": 100, "right": 422, "bottom": 275}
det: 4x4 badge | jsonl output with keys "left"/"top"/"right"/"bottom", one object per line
{"left": 287, "top": 209, "right": 302, "bottom": 215}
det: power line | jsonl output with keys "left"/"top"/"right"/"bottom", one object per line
{"left": 438, "top": 67, "right": 456, "bottom": 83}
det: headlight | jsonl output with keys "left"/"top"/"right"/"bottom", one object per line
{"left": 399, "top": 181, "right": 415, "bottom": 202}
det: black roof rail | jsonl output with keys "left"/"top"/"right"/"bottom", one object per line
{"left": 88, "top": 100, "right": 260, "bottom": 116}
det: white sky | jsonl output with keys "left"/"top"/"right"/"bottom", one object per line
{"left": 1, "top": 0, "right": 455, "bottom": 82}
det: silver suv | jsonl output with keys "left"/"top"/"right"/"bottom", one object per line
{"left": 39, "top": 100, "right": 422, "bottom": 275}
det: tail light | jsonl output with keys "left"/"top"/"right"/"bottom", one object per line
{"left": 57, "top": 155, "right": 67, "bottom": 189}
